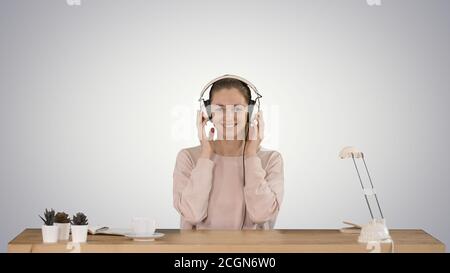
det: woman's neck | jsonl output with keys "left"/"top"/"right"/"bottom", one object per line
{"left": 212, "top": 140, "right": 245, "bottom": 156}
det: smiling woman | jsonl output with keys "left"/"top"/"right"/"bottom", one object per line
{"left": 172, "top": 75, "right": 284, "bottom": 230}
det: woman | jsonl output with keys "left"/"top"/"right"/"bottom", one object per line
{"left": 173, "top": 76, "right": 284, "bottom": 230}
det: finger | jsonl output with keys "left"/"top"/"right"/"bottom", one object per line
{"left": 248, "top": 123, "right": 257, "bottom": 141}
{"left": 250, "top": 114, "right": 258, "bottom": 127}
{"left": 258, "top": 111, "right": 264, "bottom": 140}
{"left": 197, "top": 110, "right": 202, "bottom": 140}
{"left": 202, "top": 126, "right": 208, "bottom": 141}
{"left": 197, "top": 110, "right": 208, "bottom": 141}
{"left": 197, "top": 110, "right": 203, "bottom": 126}
{"left": 198, "top": 109, "right": 208, "bottom": 124}
{"left": 202, "top": 113, "right": 209, "bottom": 127}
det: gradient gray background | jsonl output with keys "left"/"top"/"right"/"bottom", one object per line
{"left": 1, "top": 0, "right": 449, "bottom": 252}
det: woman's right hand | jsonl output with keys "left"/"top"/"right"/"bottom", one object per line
{"left": 197, "top": 110, "right": 215, "bottom": 159}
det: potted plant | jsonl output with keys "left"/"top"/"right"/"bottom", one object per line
{"left": 55, "top": 212, "right": 71, "bottom": 241}
{"left": 39, "top": 208, "right": 58, "bottom": 243}
{"left": 71, "top": 212, "right": 88, "bottom": 243}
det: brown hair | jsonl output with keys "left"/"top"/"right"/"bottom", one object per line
{"left": 209, "top": 78, "right": 251, "bottom": 104}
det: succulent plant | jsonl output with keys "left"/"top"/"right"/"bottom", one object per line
{"left": 39, "top": 208, "right": 56, "bottom": 226}
{"left": 55, "top": 212, "right": 70, "bottom": 223}
{"left": 71, "top": 212, "right": 88, "bottom": 225}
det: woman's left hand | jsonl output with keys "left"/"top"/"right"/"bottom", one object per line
{"left": 244, "top": 111, "right": 264, "bottom": 157}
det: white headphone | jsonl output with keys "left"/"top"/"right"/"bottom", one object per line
{"left": 198, "top": 74, "right": 262, "bottom": 124}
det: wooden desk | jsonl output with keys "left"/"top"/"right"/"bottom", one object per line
{"left": 8, "top": 229, "right": 445, "bottom": 253}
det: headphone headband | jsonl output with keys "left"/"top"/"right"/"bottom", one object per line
{"left": 198, "top": 74, "right": 262, "bottom": 102}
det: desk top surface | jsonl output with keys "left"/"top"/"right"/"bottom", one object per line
{"left": 8, "top": 228, "right": 445, "bottom": 253}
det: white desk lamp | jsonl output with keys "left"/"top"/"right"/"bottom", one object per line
{"left": 339, "top": 147, "right": 392, "bottom": 248}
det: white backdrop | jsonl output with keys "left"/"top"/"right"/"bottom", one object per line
{"left": 1, "top": 0, "right": 449, "bottom": 252}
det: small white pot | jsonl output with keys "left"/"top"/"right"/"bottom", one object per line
{"left": 71, "top": 225, "right": 88, "bottom": 243}
{"left": 42, "top": 225, "right": 59, "bottom": 243}
{"left": 55, "top": 223, "right": 71, "bottom": 241}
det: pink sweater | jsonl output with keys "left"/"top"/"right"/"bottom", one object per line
{"left": 173, "top": 146, "right": 284, "bottom": 230}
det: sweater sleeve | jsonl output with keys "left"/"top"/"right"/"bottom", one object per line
{"left": 173, "top": 149, "right": 215, "bottom": 225}
{"left": 243, "top": 152, "right": 284, "bottom": 224}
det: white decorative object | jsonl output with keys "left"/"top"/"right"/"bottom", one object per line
{"left": 66, "top": 242, "right": 81, "bottom": 253}
{"left": 339, "top": 146, "right": 393, "bottom": 252}
{"left": 42, "top": 225, "right": 59, "bottom": 243}
{"left": 125, "top": 232, "right": 165, "bottom": 242}
{"left": 339, "top": 146, "right": 364, "bottom": 159}
{"left": 131, "top": 217, "right": 156, "bottom": 236}
{"left": 358, "top": 219, "right": 391, "bottom": 243}
{"left": 56, "top": 223, "right": 71, "bottom": 241}
{"left": 71, "top": 225, "right": 88, "bottom": 243}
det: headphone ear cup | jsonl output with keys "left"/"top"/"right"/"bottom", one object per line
{"left": 202, "top": 99, "right": 212, "bottom": 121}
{"left": 248, "top": 100, "right": 256, "bottom": 123}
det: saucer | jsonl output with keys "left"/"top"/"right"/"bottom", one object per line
{"left": 125, "top": 232, "right": 165, "bottom": 242}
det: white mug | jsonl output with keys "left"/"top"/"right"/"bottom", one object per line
{"left": 131, "top": 217, "right": 156, "bottom": 235}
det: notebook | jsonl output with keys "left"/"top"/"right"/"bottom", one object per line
{"left": 87, "top": 226, "right": 131, "bottom": 236}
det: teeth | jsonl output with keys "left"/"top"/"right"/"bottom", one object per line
{"left": 225, "top": 124, "right": 236, "bottom": 128}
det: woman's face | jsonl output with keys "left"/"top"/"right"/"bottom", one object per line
{"left": 210, "top": 88, "right": 248, "bottom": 141}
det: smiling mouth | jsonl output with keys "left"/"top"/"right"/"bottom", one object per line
{"left": 225, "top": 123, "right": 237, "bottom": 128}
